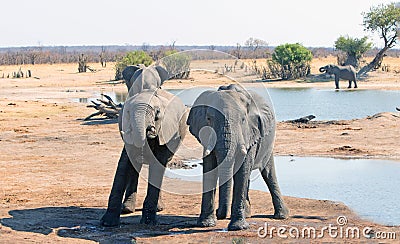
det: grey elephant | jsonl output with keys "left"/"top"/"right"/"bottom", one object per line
{"left": 119, "top": 65, "right": 169, "bottom": 215}
{"left": 101, "top": 66, "right": 188, "bottom": 226}
{"left": 319, "top": 64, "right": 357, "bottom": 89}
{"left": 186, "top": 84, "right": 289, "bottom": 231}
{"left": 122, "top": 65, "right": 169, "bottom": 96}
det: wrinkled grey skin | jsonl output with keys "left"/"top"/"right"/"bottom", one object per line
{"left": 122, "top": 65, "right": 169, "bottom": 96}
{"left": 319, "top": 64, "right": 357, "bottom": 89}
{"left": 101, "top": 66, "right": 187, "bottom": 227}
{"left": 187, "top": 84, "right": 289, "bottom": 231}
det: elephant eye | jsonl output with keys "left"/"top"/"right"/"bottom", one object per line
{"left": 154, "top": 108, "right": 161, "bottom": 121}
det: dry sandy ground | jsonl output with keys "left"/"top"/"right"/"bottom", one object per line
{"left": 0, "top": 60, "right": 399, "bottom": 243}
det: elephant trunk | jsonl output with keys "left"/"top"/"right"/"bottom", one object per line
{"left": 214, "top": 121, "right": 235, "bottom": 216}
{"left": 132, "top": 110, "right": 147, "bottom": 148}
{"left": 123, "top": 104, "right": 154, "bottom": 148}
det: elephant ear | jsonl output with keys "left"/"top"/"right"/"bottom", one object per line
{"left": 247, "top": 91, "right": 275, "bottom": 143}
{"left": 122, "top": 65, "right": 141, "bottom": 91}
{"left": 154, "top": 65, "right": 170, "bottom": 85}
{"left": 157, "top": 90, "right": 187, "bottom": 145}
{"left": 186, "top": 91, "right": 214, "bottom": 142}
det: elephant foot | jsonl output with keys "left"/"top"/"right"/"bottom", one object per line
{"left": 121, "top": 193, "right": 136, "bottom": 214}
{"left": 245, "top": 200, "right": 252, "bottom": 218}
{"left": 157, "top": 198, "right": 165, "bottom": 212}
{"left": 197, "top": 215, "right": 216, "bottom": 227}
{"left": 140, "top": 211, "right": 158, "bottom": 225}
{"left": 216, "top": 207, "right": 228, "bottom": 220}
{"left": 121, "top": 203, "right": 134, "bottom": 214}
{"left": 228, "top": 218, "right": 249, "bottom": 231}
{"left": 274, "top": 206, "right": 290, "bottom": 219}
{"left": 100, "top": 210, "right": 120, "bottom": 227}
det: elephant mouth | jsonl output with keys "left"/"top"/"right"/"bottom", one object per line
{"left": 146, "top": 126, "right": 157, "bottom": 139}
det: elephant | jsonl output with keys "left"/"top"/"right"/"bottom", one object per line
{"left": 122, "top": 65, "right": 169, "bottom": 96}
{"left": 118, "top": 65, "right": 170, "bottom": 214}
{"left": 319, "top": 64, "right": 357, "bottom": 89}
{"left": 186, "top": 84, "right": 289, "bottom": 231}
{"left": 100, "top": 66, "right": 188, "bottom": 227}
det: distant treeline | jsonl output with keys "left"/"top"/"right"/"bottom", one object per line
{"left": 0, "top": 45, "right": 399, "bottom": 66}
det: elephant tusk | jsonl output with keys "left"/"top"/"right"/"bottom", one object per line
{"left": 120, "top": 128, "right": 132, "bottom": 136}
{"left": 203, "top": 149, "right": 212, "bottom": 157}
{"left": 240, "top": 145, "right": 247, "bottom": 155}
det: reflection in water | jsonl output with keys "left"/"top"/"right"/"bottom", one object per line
{"left": 165, "top": 156, "right": 400, "bottom": 226}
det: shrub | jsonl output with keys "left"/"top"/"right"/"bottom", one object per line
{"left": 272, "top": 43, "right": 313, "bottom": 80}
{"left": 114, "top": 51, "right": 153, "bottom": 80}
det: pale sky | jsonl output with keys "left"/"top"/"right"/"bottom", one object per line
{"left": 0, "top": 0, "right": 395, "bottom": 48}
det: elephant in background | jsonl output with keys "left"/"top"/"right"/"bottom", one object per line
{"left": 122, "top": 64, "right": 169, "bottom": 96}
{"left": 101, "top": 66, "right": 188, "bottom": 227}
{"left": 187, "top": 84, "right": 289, "bottom": 231}
{"left": 319, "top": 64, "right": 357, "bottom": 89}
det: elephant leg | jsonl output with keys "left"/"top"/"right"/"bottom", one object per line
{"left": 260, "top": 155, "right": 289, "bottom": 219}
{"left": 140, "top": 158, "right": 166, "bottom": 225}
{"left": 121, "top": 163, "right": 142, "bottom": 214}
{"left": 122, "top": 164, "right": 164, "bottom": 214}
{"left": 140, "top": 145, "right": 172, "bottom": 225}
{"left": 245, "top": 179, "right": 252, "bottom": 218}
{"left": 216, "top": 174, "right": 232, "bottom": 220}
{"left": 197, "top": 152, "right": 218, "bottom": 227}
{"left": 335, "top": 76, "right": 340, "bottom": 89}
{"left": 228, "top": 155, "right": 251, "bottom": 231}
{"left": 100, "top": 147, "right": 132, "bottom": 227}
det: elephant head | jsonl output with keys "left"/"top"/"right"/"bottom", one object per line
{"left": 187, "top": 84, "right": 274, "bottom": 188}
{"left": 319, "top": 64, "right": 334, "bottom": 74}
{"left": 122, "top": 65, "right": 169, "bottom": 95}
{"left": 121, "top": 89, "right": 186, "bottom": 148}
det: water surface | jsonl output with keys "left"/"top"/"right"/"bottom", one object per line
{"left": 165, "top": 156, "right": 400, "bottom": 226}
{"left": 84, "top": 88, "right": 400, "bottom": 121}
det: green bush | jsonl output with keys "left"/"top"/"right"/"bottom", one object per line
{"left": 272, "top": 43, "right": 313, "bottom": 80}
{"left": 114, "top": 51, "right": 153, "bottom": 80}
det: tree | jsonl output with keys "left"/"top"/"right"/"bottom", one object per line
{"left": 334, "top": 36, "right": 372, "bottom": 68}
{"left": 114, "top": 51, "right": 153, "bottom": 80}
{"left": 358, "top": 3, "right": 400, "bottom": 76}
{"left": 245, "top": 37, "right": 268, "bottom": 58}
{"left": 271, "top": 43, "right": 313, "bottom": 80}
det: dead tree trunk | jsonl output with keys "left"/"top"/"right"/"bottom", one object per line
{"left": 357, "top": 46, "right": 389, "bottom": 77}
{"left": 78, "top": 53, "right": 87, "bottom": 73}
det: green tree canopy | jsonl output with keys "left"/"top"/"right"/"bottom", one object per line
{"left": 272, "top": 43, "right": 312, "bottom": 66}
{"left": 362, "top": 3, "right": 400, "bottom": 48}
{"left": 271, "top": 43, "right": 313, "bottom": 80}
{"left": 114, "top": 51, "right": 153, "bottom": 80}
{"left": 358, "top": 2, "right": 400, "bottom": 75}
{"left": 334, "top": 36, "right": 372, "bottom": 68}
